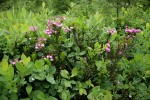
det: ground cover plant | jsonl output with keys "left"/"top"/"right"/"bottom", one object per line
{"left": 0, "top": 1, "right": 150, "bottom": 100}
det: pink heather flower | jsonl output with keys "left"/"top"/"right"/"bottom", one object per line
{"left": 29, "top": 26, "right": 38, "bottom": 32}
{"left": 106, "top": 47, "right": 110, "bottom": 53}
{"left": 106, "top": 43, "right": 111, "bottom": 53}
{"left": 35, "top": 43, "right": 45, "bottom": 51}
{"left": 107, "top": 29, "right": 116, "bottom": 35}
{"left": 126, "top": 35, "right": 130, "bottom": 39}
{"left": 10, "top": 61, "right": 16, "bottom": 65}
{"left": 125, "top": 27, "right": 141, "bottom": 34}
{"left": 56, "top": 21, "right": 62, "bottom": 27}
{"left": 64, "top": 27, "right": 71, "bottom": 32}
{"left": 38, "top": 37, "right": 47, "bottom": 42}
{"left": 35, "top": 46, "right": 39, "bottom": 49}
{"left": 133, "top": 36, "right": 136, "bottom": 38}
{"left": 42, "top": 54, "right": 54, "bottom": 61}
{"left": 47, "top": 20, "right": 54, "bottom": 25}
{"left": 40, "top": 44, "right": 44, "bottom": 47}
{"left": 44, "top": 29, "right": 53, "bottom": 35}
{"left": 50, "top": 58, "right": 54, "bottom": 61}
{"left": 118, "top": 51, "right": 123, "bottom": 55}
{"left": 62, "top": 16, "right": 66, "bottom": 20}
{"left": 106, "top": 43, "right": 110, "bottom": 47}
{"left": 10, "top": 59, "right": 22, "bottom": 65}
{"left": 117, "top": 81, "right": 120, "bottom": 84}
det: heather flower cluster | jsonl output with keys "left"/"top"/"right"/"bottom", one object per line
{"left": 107, "top": 28, "right": 116, "bottom": 35}
{"left": 42, "top": 54, "right": 54, "bottom": 61}
{"left": 125, "top": 26, "right": 141, "bottom": 34}
{"left": 63, "top": 27, "right": 73, "bottom": 33}
{"left": 29, "top": 26, "right": 38, "bottom": 32}
{"left": 106, "top": 42, "right": 111, "bottom": 53}
{"left": 44, "top": 16, "right": 66, "bottom": 36}
{"left": 35, "top": 37, "right": 46, "bottom": 51}
{"left": 10, "top": 59, "right": 22, "bottom": 65}
{"left": 125, "top": 26, "right": 141, "bottom": 39}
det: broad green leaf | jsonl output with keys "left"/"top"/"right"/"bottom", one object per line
{"left": 68, "top": 52, "right": 76, "bottom": 57}
{"left": 21, "top": 54, "right": 30, "bottom": 66}
{"left": 95, "top": 59, "right": 106, "bottom": 72}
{"left": 9, "top": 93, "right": 18, "bottom": 100}
{"left": 146, "top": 23, "right": 150, "bottom": 30}
{"left": 29, "top": 75, "right": 36, "bottom": 82}
{"left": 71, "top": 67, "right": 78, "bottom": 77}
{"left": 86, "top": 79, "right": 94, "bottom": 87}
{"left": 64, "top": 80, "right": 71, "bottom": 87}
{"left": 19, "top": 78, "right": 27, "bottom": 85}
{"left": 49, "top": 66, "right": 56, "bottom": 75}
{"left": 110, "top": 33, "right": 117, "bottom": 42}
{"left": 26, "top": 85, "right": 32, "bottom": 95}
{"left": 0, "top": 76, "right": 7, "bottom": 82}
{"left": 79, "top": 88, "right": 87, "bottom": 95}
{"left": 31, "top": 90, "right": 45, "bottom": 100}
{"left": 0, "top": 95, "right": 8, "bottom": 100}
{"left": 79, "top": 51, "right": 86, "bottom": 56}
{"left": 42, "top": 2, "right": 46, "bottom": 8}
{"left": 20, "top": 98, "right": 30, "bottom": 100}
{"left": 7, "top": 65, "right": 14, "bottom": 81}
{"left": 35, "top": 60, "right": 45, "bottom": 69}
{"left": 94, "top": 42, "right": 100, "bottom": 49}
{"left": 47, "top": 96, "right": 57, "bottom": 100}
{"left": 61, "top": 90, "right": 68, "bottom": 100}
{"left": 2, "top": 59, "right": 8, "bottom": 71}
{"left": 46, "top": 76, "right": 56, "bottom": 84}
{"left": 103, "top": 92, "right": 112, "bottom": 100}
{"left": 60, "top": 70, "right": 70, "bottom": 79}
{"left": 16, "top": 62, "right": 26, "bottom": 74}
{"left": 62, "top": 42, "right": 73, "bottom": 48}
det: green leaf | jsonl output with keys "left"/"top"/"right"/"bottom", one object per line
{"left": 95, "top": 59, "right": 106, "bottom": 72}
{"left": 29, "top": 75, "right": 36, "bottom": 82}
{"left": 35, "top": 60, "right": 45, "bottom": 69}
{"left": 68, "top": 52, "right": 76, "bottom": 57}
{"left": 0, "top": 95, "right": 8, "bottom": 100}
{"left": 146, "top": 23, "right": 150, "bottom": 30}
{"left": 31, "top": 90, "right": 45, "bottom": 100}
{"left": 103, "top": 92, "right": 112, "bottom": 100}
{"left": 61, "top": 90, "right": 68, "bottom": 100}
{"left": 9, "top": 93, "right": 18, "bottom": 100}
{"left": 26, "top": 85, "right": 32, "bottom": 95}
{"left": 19, "top": 78, "right": 27, "bottom": 85}
{"left": 79, "top": 51, "right": 86, "bottom": 56}
{"left": 21, "top": 54, "right": 30, "bottom": 66}
{"left": 62, "top": 42, "right": 73, "bottom": 48}
{"left": 16, "top": 62, "right": 26, "bottom": 74}
{"left": 94, "top": 42, "right": 100, "bottom": 49}
{"left": 86, "top": 79, "right": 94, "bottom": 87}
{"left": 64, "top": 80, "right": 71, "bottom": 87}
{"left": 1, "top": 59, "right": 8, "bottom": 71}
{"left": 42, "top": 2, "right": 46, "bottom": 8}
{"left": 110, "top": 33, "right": 117, "bottom": 42}
{"left": 7, "top": 65, "right": 14, "bottom": 80}
{"left": 20, "top": 98, "right": 30, "bottom": 100}
{"left": 46, "top": 75, "right": 56, "bottom": 84}
{"left": 71, "top": 67, "right": 78, "bottom": 77}
{"left": 79, "top": 88, "right": 87, "bottom": 95}
{"left": 60, "top": 70, "right": 70, "bottom": 79}
{"left": 47, "top": 96, "right": 57, "bottom": 100}
{"left": 49, "top": 66, "right": 56, "bottom": 75}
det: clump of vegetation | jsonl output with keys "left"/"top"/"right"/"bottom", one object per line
{"left": 0, "top": 0, "right": 150, "bottom": 99}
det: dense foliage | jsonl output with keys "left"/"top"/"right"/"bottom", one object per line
{"left": 0, "top": 0, "right": 150, "bottom": 100}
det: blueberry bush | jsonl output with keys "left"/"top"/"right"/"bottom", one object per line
{"left": 0, "top": 1, "right": 150, "bottom": 100}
